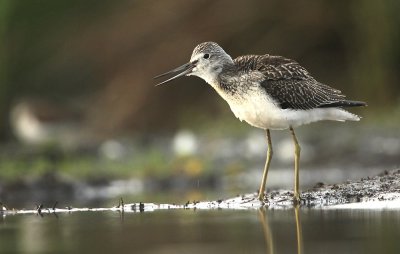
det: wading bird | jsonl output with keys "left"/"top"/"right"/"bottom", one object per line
{"left": 155, "top": 42, "right": 366, "bottom": 203}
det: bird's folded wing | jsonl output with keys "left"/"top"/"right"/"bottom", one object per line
{"left": 235, "top": 55, "right": 346, "bottom": 110}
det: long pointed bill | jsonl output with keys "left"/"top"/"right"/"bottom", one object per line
{"left": 154, "top": 61, "right": 196, "bottom": 86}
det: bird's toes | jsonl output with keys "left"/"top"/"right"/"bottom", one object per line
{"left": 257, "top": 192, "right": 269, "bottom": 204}
{"left": 293, "top": 193, "right": 303, "bottom": 206}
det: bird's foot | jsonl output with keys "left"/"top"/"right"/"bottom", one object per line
{"left": 257, "top": 191, "right": 268, "bottom": 204}
{"left": 293, "top": 192, "right": 303, "bottom": 206}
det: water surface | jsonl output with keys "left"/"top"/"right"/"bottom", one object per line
{"left": 1, "top": 208, "right": 399, "bottom": 253}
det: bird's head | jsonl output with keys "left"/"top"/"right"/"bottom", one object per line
{"left": 155, "top": 42, "right": 233, "bottom": 86}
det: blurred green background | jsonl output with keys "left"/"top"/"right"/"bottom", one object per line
{"left": 0, "top": 0, "right": 399, "bottom": 205}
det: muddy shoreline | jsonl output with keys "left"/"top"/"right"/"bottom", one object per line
{"left": 2, "top": 169, "right": 399, "bottom": 214}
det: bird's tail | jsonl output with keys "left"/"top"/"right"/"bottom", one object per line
{"left": 326, "top": 108, "right": 362, "bottom": 122}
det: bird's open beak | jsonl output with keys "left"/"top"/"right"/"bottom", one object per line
{"left": 154, "top": 61, "right": 197, "bottom": 86}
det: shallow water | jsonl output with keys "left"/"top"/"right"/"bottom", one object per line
{"left": 1, "top": 208, "right": 399, "bottom": 254}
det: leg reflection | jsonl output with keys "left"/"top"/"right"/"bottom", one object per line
{"left": 258, "top": 208, "right": 274, "bottom": 254}
{"left": 258, "top": 207, "right": 304, "bottom": 254}
{"left": 294, "top": 206, "right": 304, "bottom": 254}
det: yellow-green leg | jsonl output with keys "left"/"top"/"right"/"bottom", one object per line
{"left": 289, "top": 127, "right": 301, "bottom": 204}
{"left": 258, "top": 129, "right": 273, "bottom": 201}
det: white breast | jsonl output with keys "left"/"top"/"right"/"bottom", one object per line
{"left": 215, "top": 87, "right": 291, "bottom": 130}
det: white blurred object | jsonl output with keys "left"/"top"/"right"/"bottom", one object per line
{"left": 172, "top": 130, "right": 198, "bottom": 156}
{"left": 370, "top": 136, "right": 400, "bottom": 156}
{"left": 244, "top": 131, "right": 267, "bottom": 158}
{"left": 276, "top": 138, "right": 315, "bottom": 163}
{"left": 99, "top": 139, "right": 126, "bottom": 160}
{"left": 77, "top": 179, "right": 143, "bottom": 199}
{"left": 10, "top": 99, "right": 85, "bottom": 148}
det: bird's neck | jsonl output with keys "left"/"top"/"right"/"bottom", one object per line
{"left": 199, "top": 59, "right": 234, "bottom": 84}
{"left": 216, "top": 64, "right": 242, "bottom": 96}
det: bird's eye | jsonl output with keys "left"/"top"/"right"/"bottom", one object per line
{"left": 203, "top": 54, "right": 210, "bottom": 59}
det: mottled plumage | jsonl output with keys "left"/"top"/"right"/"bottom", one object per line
{"left": 231, "top": 54, "right": 365, "bottom": 110}
{"left": 155, "top": 41, "right": 366, "bottom": 203}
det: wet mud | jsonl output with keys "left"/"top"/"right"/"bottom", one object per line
{"left": 2, "top": 169, "right": 400, "bottom": 215}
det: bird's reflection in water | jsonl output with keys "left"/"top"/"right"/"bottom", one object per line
{"left": 258, "top": 206, "right": 304, "bottom": 254}
{"left": 258, "top": 208, "right": 274, "bottom": 253}
{"left": 294, "top": 206, "right": 304, "bottom": 254}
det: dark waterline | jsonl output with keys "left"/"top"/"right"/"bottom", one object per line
{"left": 1, "top": 208, "right": 399, "bottom": 254}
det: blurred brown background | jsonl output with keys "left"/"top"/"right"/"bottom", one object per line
{"left": 1, "top": 0, "right": 399, "bottom": 141}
